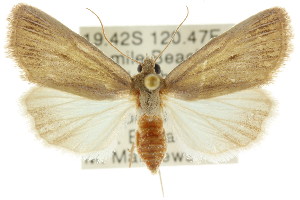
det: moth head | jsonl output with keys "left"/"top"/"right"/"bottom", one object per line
{"left": 137, "top": 57, "right": 161, "bottom": 75}
{"left": 136, "top": 57, "right": 162, "bottom": 91}
{"left": 138, "top": 63, "right": 161, "bottom": 74}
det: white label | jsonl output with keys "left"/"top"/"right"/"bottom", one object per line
{"left": 80, "top": 24, "right": 237, "bottom": 169}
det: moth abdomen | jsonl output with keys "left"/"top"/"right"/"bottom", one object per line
{"left": 136, "top": 115, "right": 166, "bottom": 174}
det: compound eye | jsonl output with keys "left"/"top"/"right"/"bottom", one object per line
{"left": 154, "top": 64, "right": 161, "bottom": 74}
{"left": 137, "top": 64, "right": 142, "bottom": 72}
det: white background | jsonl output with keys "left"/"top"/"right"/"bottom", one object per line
{"left": 1, "top": 0, "right": 299, "bottom": 199}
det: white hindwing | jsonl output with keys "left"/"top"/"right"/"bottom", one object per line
{"left": 163, "top": 89, "right": 273, "bottom": 162}
{"left": 24, "top": 87, "right": 135, "bottom": 154}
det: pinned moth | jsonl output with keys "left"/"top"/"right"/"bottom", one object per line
{"left": 8, "top": 4, "right": 291, "bottom": 173}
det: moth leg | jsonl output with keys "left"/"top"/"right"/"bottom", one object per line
{"left": 128, "top": 142, "right": 135, "bottom": 168}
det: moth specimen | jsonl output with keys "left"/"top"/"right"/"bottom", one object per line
{"left": 8, "top": 4, "right": 291, "bottom": 173}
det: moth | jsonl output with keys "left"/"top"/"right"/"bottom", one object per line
{"left": 8, "top": 4, "right": 291, "bottom": 173}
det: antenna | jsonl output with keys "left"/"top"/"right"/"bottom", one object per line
{"left": 154, "top": 6, "right": 189, "bottom": 63}
{"left": 87, "top": 8, "right": 142, "bottom": 65}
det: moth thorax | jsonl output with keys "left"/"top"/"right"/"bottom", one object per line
{"left": 144, "top": 74, "right": 160, "bottom": 90}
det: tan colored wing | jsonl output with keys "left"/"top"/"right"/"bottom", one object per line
{"left": 163, "top": 7, "right": 291, "bottom": 100}
{"left": 8, "top": 4, "right": 132, "bottom": 100}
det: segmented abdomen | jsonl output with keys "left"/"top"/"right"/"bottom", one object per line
{"left": 136, "top": 115, "right": 166, "bottom": 174}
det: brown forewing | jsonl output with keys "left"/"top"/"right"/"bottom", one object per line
{"left": 162, "top": 7, "right": 291, "bottom": 100}
{"left": 8, "top": 4, "right": 132, "bottom": 100}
